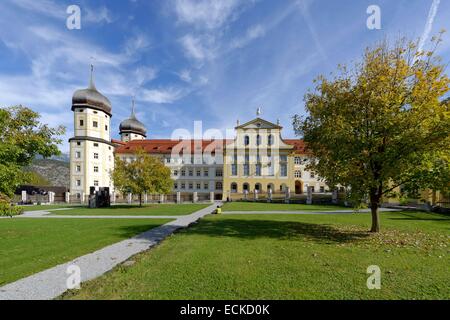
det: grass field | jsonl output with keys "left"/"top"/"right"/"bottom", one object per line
{"left": 62, "top": 210, "right": 450, "bottom": 300}
{"left": 18, "top": 204, "right": 78, "bottom": 212}
{"left": 221, "top": 202, "right": 347, "bottom": 211}
{"left": 50, "top": 204, "right": 211, "bottom": 216}
{"left": 0, "top": 218, "right": 171, "bottom": 285}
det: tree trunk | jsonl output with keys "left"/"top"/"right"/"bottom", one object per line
{"left": 369, "top": 188, "right": 381, "bottom": 233}
{"left": 370, "top": 202, "right": 380, "bottom": 233}
{"left": 139, "top": 194, "right": 142, "bottom": 207}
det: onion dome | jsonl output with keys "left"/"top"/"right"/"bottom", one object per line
{"left": 72, "top": 65, "right": 112, "bottom": 116}
{"left": 119, "top": 99, "right": 147, "bottom": 137}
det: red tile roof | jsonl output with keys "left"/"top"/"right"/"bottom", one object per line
{"left": 115, "top": 139, "right": 234, "bottom": 155}
{"left": 115, "top": 138, "right": 308, "bottom": 155}
{"left": 283, "top": 139, "right": 308, "bottom": 154}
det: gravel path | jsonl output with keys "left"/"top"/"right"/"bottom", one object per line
{"left": 0, "top": 203, "right": 219, "bottom": 300}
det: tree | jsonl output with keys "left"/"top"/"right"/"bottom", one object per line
{"left": 112, "top": 148, "right": 172, "bottom": 206}
{"left": 0, "top": 106, "right": 65, "bottom": 199}
{"left": 293, "top": 35, "right": 450, "bottom": 232}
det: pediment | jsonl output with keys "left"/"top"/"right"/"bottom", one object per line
{"left": 236, "top": 117, "right": 282, "bottom": 130}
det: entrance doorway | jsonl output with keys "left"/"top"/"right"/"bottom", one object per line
{"left": 295, "top": 180, "right": 303, "bottom": 194}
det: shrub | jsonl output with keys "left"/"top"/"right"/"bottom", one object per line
{"left": 0, "top": 196, "right": 24, "bottom": 217}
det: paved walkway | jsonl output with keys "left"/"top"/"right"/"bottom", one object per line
{"left": 0, "top": 203, "right": 219, "bottom": 300}
{"left": 222, "top": 208, "right": 400, "bottom": 215}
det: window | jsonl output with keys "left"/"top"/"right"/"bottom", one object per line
{"left": 268, "top": 163, "right": 274, "bottom": 176}
{"left": 173, "top": 170, "right": 179, "bottom": 176}
{"left": 215, "top": 182, "right": 223, "bottom": 190}
{"left": 189, "top": 170, "right": 193, "bottom": 177}
{"left": 94, "top": 180, "right": 99, "bottom": 186}
{"left": 280, "top": 164, "right": 287, "bottom": 177}
{"left": 243, "top": 164, "right": 250, "bottom": 176}
{"left": 189, "top": 183, "right": 193, "bottom": 190}
{"left": 244, "top": 135, "right": 250, "bottom": 146}
{"left": 196, "top": 183, "right": 201, "bottom": 189}
{"left": 231, "top": 183, "right": 237, "bottom": 193}
{"left": 320, "top": 186, "right": 325, "bottom": 193}
{"left": 295, "top": 157, "right": 301, "bottom": 165}
{"left": 78, "top": 109, "right": 84, "bottom": 113}
{"left": 231, "top": 164, "right": 237, "bottom": 176}
{"left": 181, "top": 170, "right": 186, "bottom": 176}
{"left": 76, "top": 180, "right": 81, "bottom": 187}
{"left": 196, "top": 170, "right": 201, "bottom": 177}
{"left": 93, "top": 121, "right": 98, "bottom": 128}
{"left": 77, "top": 142, "right": 81, "bottom": 146}
{"left": 94, "top": 166, "right": 99, "bottom": 173}
{"left": 105, "top": 125, "right": 108, "bottom": 131}
{"left": 256, "top": 135, "right": 261, "bottom": 145}
{"left": 79, "top": 119, "right": 84, "bottom": 126}
{"left": 280, "top": 155, "right": 287, "bottom": 162}
{"left": 174, "top": 183, "right": 178, "bottom": 189}
{"left": 311, "top": 186, "right": 315, "bottom": 193}
{"left": 245, "top": 154, "right": 250, "bottom": 163}
{"left": 215, "top": 169, "right": 223, "bottom": 177}
{"left": 93, "top": 153, "right": 99, "bottom": 159}
{"left": 94, "top": 143, "right": 99, "bottom": 147}
{"left": 75, "top": 151, "right": 81, "bottom": 159}
{"left": 204, "top": 183, "right": 209, "bottom": 190}
{"left": 268, "top": 134, "right": 274, "bottom": 146}
{"left": 204, "top": 170, "right": 209, "bottom": 177}
{"left": 76, "top": 165, "right": 81, "bottom": 172}
{"left": 295, "top": 170, "right": 301, "bottom": 178}
{"left": 93, "top": 111, "right": 98, "bottom": 114}
{"left": 255, "top": 164, "right": 261, "bottom": 176}
{"left": 181, "top": 183, "right": 186, "bottom": 189}
{"left": 310, "top": 172, "right": 315, "bottom": 178}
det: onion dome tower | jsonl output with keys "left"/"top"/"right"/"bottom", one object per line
{"left": 69, "top": 65, "right": 115, "bottom": 198}
{"left": 119, "top": 98, "right": 147, "bottom": 142}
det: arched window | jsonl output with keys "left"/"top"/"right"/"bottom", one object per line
{"left": 255, "top": 183, "right": 261, "bottom": 191}
{"left": 231, "top": 183, "right": 237, "bottom": 193}
{"left": 256, "top": 135, "right": 261, "bottom": 145}
{"left": 244, "top": 135, "right": 250, "bottom": 146}
{"left": 268, "top": 134, "right": 274, "bottom": 146}
{"left": 215, "top": 182, "right": 223, "bottom": 190}
{"left": 243, "top": 183, "right": 250, "bottom": 192}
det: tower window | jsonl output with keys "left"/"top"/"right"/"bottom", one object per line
{"left": 94, "top": 153, "right": 99, "bottom": 159}
{"left": 76, "top": 142, "right": 81, "bottom": 146}
{"left": 79, "top": 120, "right": 84, "bottom": 126}
{"left": 244, "top": 135, "right": 250, "bottom": 146}
{"left": 94, "top": 180, "right": 99, "bottom": 186}
{"left": 93, "top": 121, "right": 98, "bottom": 128}
{"left": 93, "top": 143, "right": 99, "bottom": 147}
{"left": 105, "top": 125, "right": 108, "bottom": 131}
{"left": 78, "top": 109, "right": 84, "bottom": 113}
{"left": 76, "top": 165, "right": 81, "bottom": 172}
{"left": 94, "top": 166, "right": 99, "bottom": 173}
{"left": 75, "top": 151, "right": 81, "bottom": 159}
{"left": 76, "top": 180, "right": 81, "bottom": 187}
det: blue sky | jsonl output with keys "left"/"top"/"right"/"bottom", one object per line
{"left": 1, "top": 0, "right": 450, "bottom": 152}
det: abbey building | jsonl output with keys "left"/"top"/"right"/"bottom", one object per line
{"left": 69, "top": 69, "right": 329, "bottom": 201}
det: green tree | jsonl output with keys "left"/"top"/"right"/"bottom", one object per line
{"left": 0, "top": 106, "right": 65, "bottom": 199}
{"left": 293, "top": 35, "right": 450, "bottom": 232}
{"left": 112, "top": 148, "right": 173, "bottom": 206}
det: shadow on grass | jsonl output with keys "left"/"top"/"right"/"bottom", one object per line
{"left": 183, "top": 219, "right": 371, "bottom": 244}
{"left": 388, "top": 212, "right": 450, "bottom": 222}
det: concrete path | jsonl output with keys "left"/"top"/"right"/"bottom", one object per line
{"left": 222, "top": 208, "right": 401, "bottom": 215}
{"left": 0, "top": 202, "right": 219, "bottom": 300}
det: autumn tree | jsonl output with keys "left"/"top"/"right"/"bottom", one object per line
{"left": 0, "top": 106, "right": 65, "bottom": 199}
{"left": 293, "top": 35, "right": 450, "bottom": 232}
{"left": 112, "top": 148, "right": 172, "bottom": 206}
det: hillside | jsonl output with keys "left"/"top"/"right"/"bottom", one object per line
{"left": 25, "top": 158, "right": 70, "bottom": 188}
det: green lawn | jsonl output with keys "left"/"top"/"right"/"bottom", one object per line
{"left": 0, "top": 218, "right": 171, "bottom": 285}
{"left": 51, "top": 204, "right": 211, "bottom": 216}
{"left": 63, "top": 211, "right": 449, "bottom": 300}
{"left": 222, "top": 202, "right": 347, "bottom": 211}
{"left": 18, "top": 204, "right": 79, "bottom": 212}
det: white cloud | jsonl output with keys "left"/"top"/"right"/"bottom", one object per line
{"left": 125, "top": 33, "right": 152, "bottom": 57}
{"left": 139, "top": 88, "right": 186, "bottom": 104}
{"left": 178, "top": 69, "right": 192, "bottom": 82}
{"left": 230, "top": 24, "right": 265, "bottom": 49}
{"left": 179, "top": 34, "right": 214, "bottom": 61}
{"left": 135, "top": 67, "right": 158, "bottom": 87}
{"left": 174, "top": 0, "right": 242, "bottom": 30}
{"left": 418, "top": 0, "right": 441, "bottom": 54}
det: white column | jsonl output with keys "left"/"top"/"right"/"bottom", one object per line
{"left": 21, "top": 190, "right": 27, "bottom": 203}
{"left": 81, "top": 192, "right": 85, "bottom": 204}
{"left": 177, "top": 192, "right": 181, "bottom": 204}
{"left": 160, "top": 194, "right": 165, "bottom": 203}
{"left": 254, "top": 189, "right": 259, "bottom": 201}
{"left": 65, "top": 192, "right": 70, "bottom": 203}
{"left": 144, "top": 193, "right": 148, "bottom": 204}
{"left": 268, "top": 189, "right": 273, "bottom": 203}
{"left": 307, "top": 187, "right": 313, "bottom": 205}
{"left": 332, "top": 189, "right": 338, "bottom": 204}
{"left": 285, "top": 187, "right": 291, "bottom": 204}
{"left": 111, "top": 192, "right": 116, "bottom": 204}
{"left": 210, "top": 192, "right": 214, "bottom": 203}
{"left": 193, "top": 192, "right": 198, "bottom": 203}
{"left": 127, "top": 193, "right": 132, "bottom": 204}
